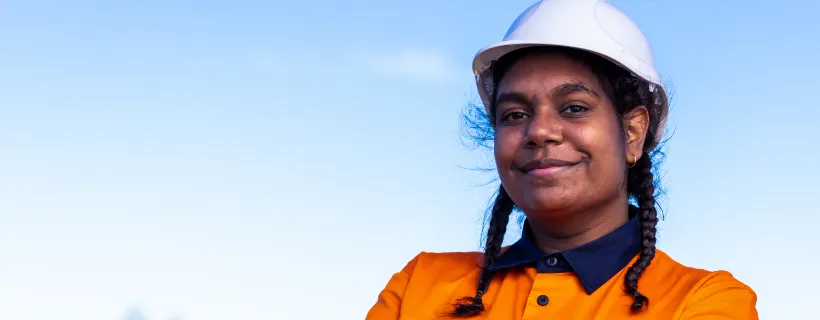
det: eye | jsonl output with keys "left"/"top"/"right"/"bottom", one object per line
{"left": 561, "top": 104, "right": 590, "bottom": 115}
{"left": 501, "top": 111, "right": 529, "bottom": 123}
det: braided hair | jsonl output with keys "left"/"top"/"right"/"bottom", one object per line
{"left": 453, "top": 46, "right": 666, "bottom": 317}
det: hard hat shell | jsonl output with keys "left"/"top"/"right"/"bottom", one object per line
{"left": 473, "top": 0, "right": 668, "bottom": 147}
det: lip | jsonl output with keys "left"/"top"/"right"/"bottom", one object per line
{"left": 519, "top": 158, "right": 581, "bottom": 176}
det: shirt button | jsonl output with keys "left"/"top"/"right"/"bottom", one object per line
{"left": 546, "top": 256, "right": 558, "bottom": 266}
{"left": 537, "top": 295, "right": 550, "bottom": 306}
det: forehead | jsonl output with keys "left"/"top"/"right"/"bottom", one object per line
{"left": 496, "top": 53, "right": 603, "bottom": 95}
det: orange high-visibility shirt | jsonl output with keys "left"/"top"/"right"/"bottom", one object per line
{"left": 366, "top": 217, "right": 758, "bottom": 319}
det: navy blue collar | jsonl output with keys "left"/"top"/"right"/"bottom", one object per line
{"left": 488, "top": 209, "right": 641, "bottom": 294}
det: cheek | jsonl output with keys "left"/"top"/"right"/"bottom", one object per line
{"left": 493, "top": 129, "right": 519, "bottom": 167}
{"left": 574, "top": 123, "right": 626, "bottom": 184}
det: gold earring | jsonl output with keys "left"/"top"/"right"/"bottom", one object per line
{"left": 629, "top": 155, "right": 637, "bottom": 168}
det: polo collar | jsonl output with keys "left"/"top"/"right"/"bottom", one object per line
{"left": 488, "top": 207, "right": 642, "bottom": 294}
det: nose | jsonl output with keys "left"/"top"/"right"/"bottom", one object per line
{"left": 524, "top": 111, "right": 563, "bottom": 148}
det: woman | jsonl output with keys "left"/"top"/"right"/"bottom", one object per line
{"left": 366, "top": 0, "right": 757, "bottom": 319}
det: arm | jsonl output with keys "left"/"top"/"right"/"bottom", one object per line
{"left": 365, "top": 254, "right": 420, "bottom": 320}
{"left": 678, "top": 271, "right": 758, "bottom": 320}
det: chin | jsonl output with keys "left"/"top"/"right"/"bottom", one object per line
{"left": 515, "top": 188, "right": 583, "bottom": 216}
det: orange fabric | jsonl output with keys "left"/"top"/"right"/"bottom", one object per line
{"left": 366, "top": 250, "right": 757, "bottom": 319}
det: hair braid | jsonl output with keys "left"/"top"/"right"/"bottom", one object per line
{"left": 451, "top": 186, "right": 515, "bottom": 317}
{"left": 624, "top": 154, "right": 659, "bottom": 311}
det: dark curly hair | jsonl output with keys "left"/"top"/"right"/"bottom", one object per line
{"left": 453, "top": 46, "right": 670, "bottom": 317}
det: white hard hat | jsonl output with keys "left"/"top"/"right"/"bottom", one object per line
{"left": 473, "top": 0, "right": 668, "bottom": 146}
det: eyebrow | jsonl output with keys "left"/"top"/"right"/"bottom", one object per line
{"left": 495, "top": 81, "right": 601, "bottom": 107}
{"left": 550, "top": 81, "right": 600, "bottom": 99}
{"left": 495, "top": 91, "right": 532, "bottom": 107}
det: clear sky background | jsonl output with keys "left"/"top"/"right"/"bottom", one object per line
{"left": 1, "top": 0, "right": 818, "bottom": 319}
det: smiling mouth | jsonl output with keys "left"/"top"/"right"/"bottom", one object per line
{"left": 519, "top": 158, "right": 582, "bottom": 176}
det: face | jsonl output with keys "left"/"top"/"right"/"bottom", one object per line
{"left": 493, "top": 53, "right": 646, "bottom": 219}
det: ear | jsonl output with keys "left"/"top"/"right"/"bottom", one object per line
{"left": 623, "top": 106, "right": 650, "bottom": 163}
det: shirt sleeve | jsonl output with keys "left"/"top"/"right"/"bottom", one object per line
{"left": 365, "top": 253, "right": 421, "bottom": 320}
{"left": 678, "top": 271, "right": 759, "bottom": 320}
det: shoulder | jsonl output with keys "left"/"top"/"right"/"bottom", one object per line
{"left": 365, "top": 251, "right": 485, "bottom": 319}
{"left": 391, "top": 250, "right": 487, "bottom": 297}
{"left": 646, "top": 250, "right": 758, "bottom": 319}
{"left": 401, "top": 250, "right": 484, "bottom": 277}
{"left": 648, "top": 250, "right": 755, "bottom": 292}
{"left": 642, "top": 250, "right": 717, "bottom": 284}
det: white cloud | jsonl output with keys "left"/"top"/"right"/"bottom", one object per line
{"left": 355, "top": 48, "right": 461, "bottom": 84}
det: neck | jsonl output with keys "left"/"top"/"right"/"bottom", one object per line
{"left": 526, "top": 197, "right": 630, "bottom": 254}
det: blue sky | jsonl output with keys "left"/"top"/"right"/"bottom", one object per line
{"left": 1, "top": 0, "right": 818, "bottom": 319}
